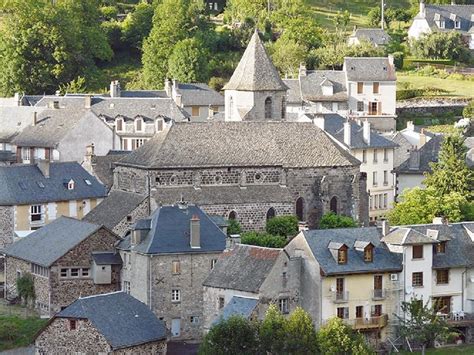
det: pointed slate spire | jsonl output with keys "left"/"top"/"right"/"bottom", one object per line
{"left": 224, "top": 30, "right": 288, "bottom": 92}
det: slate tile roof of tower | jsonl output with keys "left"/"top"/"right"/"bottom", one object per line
{"left": 223, "top": 31, "right": 288, "bottom": 92}
{"left": 117, "top": 122, "right": 360, "bottom": 169}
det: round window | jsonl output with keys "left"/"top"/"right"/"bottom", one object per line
{"left": 254, "top": 173, "right": 263, "bottom": 182}
{"left": 215, "top": 174, "right": 222, "bottom": 184}
{"left": 170, "top": 175, "right": 178, "bottom": 185}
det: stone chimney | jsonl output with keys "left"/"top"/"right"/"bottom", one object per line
{"left": 406, "top": 121, "right": 415, "bottom": 131}
{"left": 363, "top": 120, "right": 371, "bottom": 145}
{"left": 110, "top": 80, "right": 121, "bottom": 98}
{"left": 82, "top": 144, "right": 95, "bottom": 174}
{"left": 451, "top": 1, "right": 456, "bottom": 5}
{"left": 37, "top": 159, "right": 50, "bottom": 178}
{"left": 32, "top": 111, "right": 38, "bottom": 126}
{"left": 419, "top": 128, "right": 427, "bottom": 147}
{"left": 344, "top": 120, "right": 351, "bottom": 146}
{"left": 388, "top": 54, "right": 394, "bottom": 67}
{"left": 131, "top": 219, "right": 151, "bottom": 248}
{"left": 433, "top": 216, "right": 444, "bottom": 225}
{"left": 190, "top": 215, "right": 201, "bottom": 249}
{"left": 164, "top": 79, "right": 172, "bottom": 97}
{"left": 408, "top": 149, "right": 420, "bottom": 170}
{"left": 84, "top": 95, "right": 92, "bottom": 109}
{"left": 299, "top": 63, "right": 307, "bottom": 77}
{"left": 420, "top": 0, "right": 426, "bottom": 17}
{"left": 381, "top": 219, "right": 390, "bottom": 236}
{"left": 14, "top": 93, "right": 21, "bottom": 106}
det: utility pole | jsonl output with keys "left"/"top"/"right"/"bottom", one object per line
{"left": 381, "top": 0, "right": 385, "bottom": 30}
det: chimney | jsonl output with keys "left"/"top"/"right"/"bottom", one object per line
{"left": 313, "top": 115, "right": 325, "bottom": 130}
{"left": 164, "top": 79, "right": 172, "bottom": 97}
{"left": 110, "top": 80, "right": 121, "bottom": 98}
{"left": 130, "top": 219, "right": 151, "bottom": 248}
{"left": 419, "top": 128, "right": 427, "bottom": 147}
{"left": 363, "top": 120, "right": 371, "bottom": 145}
{"left": 420, "top": 0, "right": 426, "bottom": 17}
{"left": 451, "top": 1, "right": 456, "bottom": 5}
{"left": 82, "top": 143, "right": 96, "bottom": 174}
{"left": 174, "top": 94, "right": 182, "bottom": 107}
{"left": 299, "top": 63, "right": 307, "bottom": 78}
{"left": 381, "top": 220, "right": 390, "bottom": 236}
{"left": 408, "top": 149, "right": 420, "bottom": 170}
{"left": 406, "top": 121, "right": 414, "bottom": 131}
{"left": 37, "top": 159, "right": 50, "bottom": 178}
{"left": 14, "top": 93, "right": 21, "bottom": 106}
{"left": 32, "top": 111, "right": 38, "bottom": 126}
{"left": 433, "top": 216, "right": 444, "bottom": 225}
{"left": 344, "top": 120, "right": 351, "bottom": 146}
{"left": 84, "top": 95, "right": 92, "bottom": 109}
{"left": 388, "top": 54, "right": 394, "bottom": 67}
{"left": 190, "top": 215, "right": 201, "bottom": 249}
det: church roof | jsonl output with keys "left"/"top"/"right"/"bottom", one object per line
{"left": 223, "top": 31, "right": 288, "bottom": 92}
{"left": 117, "top": 122, "right": 360, "bottom": 169}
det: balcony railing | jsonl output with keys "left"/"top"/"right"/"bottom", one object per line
{"left": 352, "top": 314, "right": 388, "bottom": 330}
{"left": 372, "top": 289, "right": 386, "bottom": 300}
{"left": 332, "top": 291, "right": 349, "bottom": 303}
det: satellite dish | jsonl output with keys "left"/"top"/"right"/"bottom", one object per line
{"left": 406, "top": 286, "right": 414, "bottom": 294}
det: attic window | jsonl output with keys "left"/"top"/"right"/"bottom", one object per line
{"left": 37, "top": 182, "right": 45, "bottom": 189}
{"left": 455, "top": 20, "right": 461, "bottom": 29}
{"left": 435, "top": 241, "right": 446, "bottom": 254}
{"left": 364, "top": 245, "right": 374, "bottom": 262}
{"left": 68, "top": 179, "right": 75, "bottom": 190}
{"left": 18, "top": 182, "right": 27, "bottom": 190}
{"left": 84, "top": 179, "right": 91, "bottom": 186}
{"left": 338, "top": 246, "right": 348, "bottom": 264}
{"left": 69, "top": 319, "right": 77, "bottom": 331}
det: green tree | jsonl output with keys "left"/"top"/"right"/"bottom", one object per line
{"left": 142, "top": 0, "right": 206, "bottom": 88}
{"left": 318, "top": 317, "right": 375, "bottom": 355}
{"left": 266, "top": 215, "right": 299, "bottom": 237}
{"left": 199, "top": 316, "right": 259, "bottom": 355}
{"left": 463, "top": 101, "right": 474, "bottom": 119}
{"left": 241, "top": 232, "right": 287, "bottom": 248}
{"left": 282, "top": 16, "right": 323, "bottom": 51}
{"left": 424, "top": 134, "right": 473, "bottom": 200}
{"left": 259, "top": 304, "right": 288, "bottom": 354}
{"left": 334, "top": 10, "right": 351, "bottom": 32}
{"left": 410, "top": 32, "right": 471, "bottom": 63}
{"left": 285, "top": 307, "right": 319, "bottom": 354}
{"left": 227, "top": 219, "right": 242, "bottom": 236}
{"left": 319, "top": 212, "right": 357, "bottom": 229}
{"left": 16, "top": 273, "right": 35, "bottom": 306}
{"left": 224, "top": 0, "right": 267, "bottom": 26}
{"left": 167, "top": 38, "right": 210, "bottom": 83}
{"left": 121, "top": 2, "right": 155, "bottom": 51}
{"left": 396, "top": 298, "right": 453, "bottom": 355}
{"left": 269, "top": 36, "right": 306, "bottom": 78}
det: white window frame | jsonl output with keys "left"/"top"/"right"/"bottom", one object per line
{"left": 30, "top": 205, "right": 43, "bottom": 223}
{"left": 22, "top": 147, "right": 30, "bottom": 161}
{"left": 279, "top": 298, "right": 289, "bottom": 314}
{"left": 171, "top": 289, "right": 181, "bottom": 302}
{"left": 123, "top": 280, "right": 131, "bottom": 294}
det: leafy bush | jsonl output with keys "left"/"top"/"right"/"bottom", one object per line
{"left": 319, "top": 212, "right": 357, "bottom": 229}
{"left": 241, "top": 232, "right": 287, "bottom": 248}
{"left": 17, "top": 273, "right": 35, "bottom": 305}
{"left": 100, "top": 6, "right": 119, "bottom": 20}
{"left": 227, "top": 219, "right": 242, "bottom": 236}
{"left": 265, "top": 215, "right": 298, "bottom": 237}
{"left": 208, "top": 76, "right": 227, "bottom": 92}
{"left": 463, "top": 101, "right": 474, "bottom": 119}
{"left": 397, "top": 87, "right": 449, "bottom": 100}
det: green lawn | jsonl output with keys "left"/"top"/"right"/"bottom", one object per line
{"left": 397, "top": 73, "right": 474, "bottom": 98}
{"left": 401, "top": 344, "right": 474, "bottom": 354}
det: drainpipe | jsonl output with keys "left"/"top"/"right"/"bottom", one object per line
{"left": 462, "top": 268, "right": 467, "bottom": 312}
{"left": 148, "top": 255, "right": 153, "bottom": 308}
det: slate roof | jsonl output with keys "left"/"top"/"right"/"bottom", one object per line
{"left": 0, "top": 106, "right": 46, "bottom": 142}
{"left": 299, "top": 71, "right": 348, "bottom": 102}
{"left": 83, "top": 190, "right": 147, "bottom": 233}
{"left": 91, "top": 98, "right": 188, "bottom": 123}
{"left": 302, "top": 227, "right": 402, "bottom": 276}
{"left": 344, "top": 57, "right": 396, "bottom": 82}
{"left": 11, "top": 109, "right": 99, "bottom": 147}
{"left": 385, "top": 132, "right": 413, "bottom": 168}
{"left": 395, "top": 135, "right": 443, "bottom": 174}
{"left": 176, "top": 83, "right": 224, "bottom": 106}
{"left": 421, "top": 5, "right": 474, "bottom": 34}
{"left": 152, "top": 185, "right": 293, "bottom": 206}
{"left": 215, "top": 296, "right": 259, "bottom": 324}
{"left": 120, "top": 204, "right": 227, "bottom": 254}
{"left": 0, "top": 162, "right": 107, "bottom": 206}
{"left": 117, "top": 122, "right": 360, "bottom": 169}
{"left": 88, "top": 150, "right": 131, "bottom": 191}
{"left": 283, "top": 79, "right": 302, "bottom": 104}
{"left": 317, "top": 114, "right": 398, "bottom": 149}
{"left": 349, "top": 28, "right": 391, "bottom": 46}
{"left": 4, "top": 217, "right": 102, "bottom": 267}
{"left": 0, "top": 150, "right": 15, "bottom": 163}
{"left": 120, "top": 90, "right": 168, "bottom": 98}
{"left": 92, "top": 251, "right": 123, "bottom": 265}
{"left": 203, "top": 244, "right": 281, "bottom": 292}
{"left": 382, "top": 227, "right": 437, "bottom": 245}
{"left": 224, "top": 31, "right": 288, "bottom": 92}
{"left": 54, "top": 292, "right": 167, "bottom": 349}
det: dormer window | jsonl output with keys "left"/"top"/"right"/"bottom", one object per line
{"left": 68, "top": 179, "right": 75, "bottom": 190}
{"left": 338, "top": 246, "right": 348, "bottom": 264}
{"left": 455, "top": 20, "right": 461, "bottom": 29}
{"left": 364, "top": 245, "right": 374, "bottom": 262}
{"left": 435, "top": 241, "right": 447, "bottom": 254}
{"left": 135, "top": 117, "right": 143, "bottom": 132}
{"left": 440, "top": 21, "right": 445, "bottom": 29}
{"left": 156, "top": 118, "right": 164, "bottom": 132}
{"left": 116, "top": 118, "right": 123, "bottom": 131}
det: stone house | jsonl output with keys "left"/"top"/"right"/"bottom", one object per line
{"left": 382, "top": 220, "right": 474, "bottom": 343}
{"left": 116, "top": 203, "right": 227, "bottom": 340}
{"left": 348, "top": 28, "right": 391, "bottom": 47}
{"left": 284, "top": 57, "right": 397, "bottom": 132}
{"left": 4, "top": 217, "right": 121, "bottom": 316}
{"left": 113, "top": 121, "right": 369, "bottom": 230}
{"left": 203, "top": 244, "right": 301, "bottom": 332}
{"left": 35, "top": 291, "right": 167, "bottom": 354}
{"left": 408, "top": 1, "right": 474, "bottom": 49}
{"left": 0, "top": 161, "right": 107, "bottom": 248}
{"left": 284, "top": 226, "right": 402, "bottom": 345}
{"left": 308, "top": 113, "right": 398, "bottom": 223}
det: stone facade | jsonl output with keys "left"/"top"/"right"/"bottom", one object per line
{"left": 225, "top": 90, "right": 287, "bottom": 121}
{"left": 0, "top": 205, "right": 14, "bottom": 249}
{"left": 5, "top": 228, "right": 120, "bottom": 315}
{"left": 114, "top": 164, "right": 369, "bottom": 230}
{"left": 124, "top": 251, "right": 223, "bottom": 340}
{"left": 112, "top": 197, "right": 150, "bottom": 237}
{"left": 35, "top": 318, "right": 167, "bottom": 354}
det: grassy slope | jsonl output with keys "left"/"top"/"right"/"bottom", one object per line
{"left": 397, "top": 73, "right": 474, "bottom": 98}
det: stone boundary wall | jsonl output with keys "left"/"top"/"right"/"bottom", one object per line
{"left": 396, "top": 98, "right": 471, "bottom": 117}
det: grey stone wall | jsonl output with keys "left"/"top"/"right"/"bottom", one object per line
{"left": 112, "top": 198, "right": 149, "bottom": 237}
{"left": 0, "top": 205, "right": 14, "bottom": 248}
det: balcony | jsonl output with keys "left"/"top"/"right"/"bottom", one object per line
{"left": 440, "top": 312, "right": 474, "bottom": 325}
{"left": 352, "top": 314, "right": 388, "bottom": 330}
{"left": 372, "top": 289, "right": 386, "bottom": 300}
{"left": 332, "top": 291, "right": 349, "bottom": 303}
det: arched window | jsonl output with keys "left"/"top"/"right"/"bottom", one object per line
{"left": 266, "top": 207, "right": 276, "bottom": 220}
{"left": 135, "top": 117, "right": 143, "bottom": 132}
{"left": 265, "top": 97, "right": 272, "bottom": 119}
{"left": 296, "top": 197, "right": 304, "bottom": 221}
{"left": 330, "top": 196, "right": 338, "bottom": 214}
{"left": 228, "top": 211, "right": 237, "bottom": 220}
{"left": 116, "top": 118, "right": 123, "bottom": 131}
{"left": 281, "top": 96, "right": 286, "bottom": 119}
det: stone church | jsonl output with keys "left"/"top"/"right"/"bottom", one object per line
{"left": 112, "top": 31, "right": 369, "bottom": 230}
